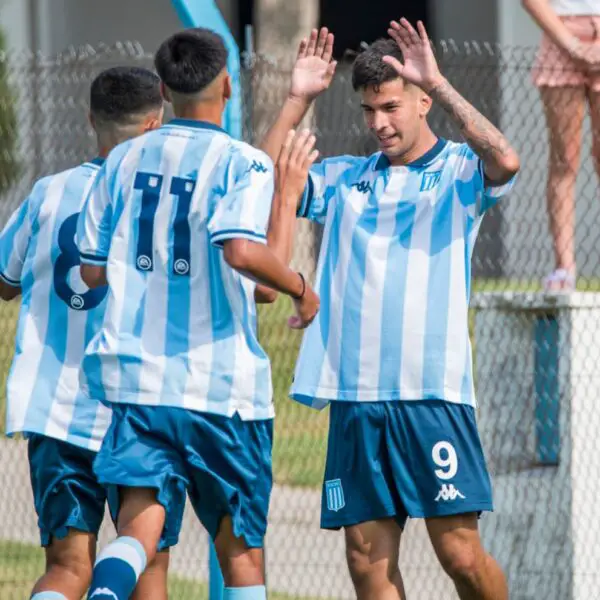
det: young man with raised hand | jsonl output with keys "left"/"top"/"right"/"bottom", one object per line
{"left": 261, "top": 20, "right": 519, "bottom": 600}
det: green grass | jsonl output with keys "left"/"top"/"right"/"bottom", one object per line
{"left": 0, "top": 540, "right": 323, "bottom": 600}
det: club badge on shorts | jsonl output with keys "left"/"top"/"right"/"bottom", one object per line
{"left": 325, "top": 479, "right": 345, "bottom": 512}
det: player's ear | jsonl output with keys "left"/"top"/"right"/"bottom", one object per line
{"left": 160, "top": 81, "right": 172, "bottom": 104}
{"left": 419, "top": 90, "right": 433, "bottom": 118}
{"left": 223, "top": 73, "right": 232, "bottom": 101}
{"left": 144, "top": 108, "right": 163, "bottom": 132}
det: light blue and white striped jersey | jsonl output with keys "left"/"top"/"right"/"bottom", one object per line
{"left": 0, "top": 159, "right": 112, "bottom": 451}
{"left": 291, "top": 139, "right": 516, "bottom": 409}
{"left": 77, "top": 119, "right": 274, "bottom": 420}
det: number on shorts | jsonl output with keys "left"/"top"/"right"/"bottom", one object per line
{"left": 133, "top": 172, "right": 196, "bottom": 275}
{"left": 432, "top": 441, "right": 458, "bottom": 480}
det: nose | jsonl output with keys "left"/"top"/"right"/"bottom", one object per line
{"left": 371, "top": 110, "right": 388, "bottom": 133}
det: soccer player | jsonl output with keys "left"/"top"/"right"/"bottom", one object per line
{"left": 0, "top": 67, "right": 167, "bottom": 600}
{"left": 79, "top": 29, "right": 319, "bottom": 600}
{"left": 261, "top": 20, "right": 520, "bottom": 600}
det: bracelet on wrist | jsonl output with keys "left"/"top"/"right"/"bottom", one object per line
{"left": 291, "top": 272, "right": 306, "bottom": 300}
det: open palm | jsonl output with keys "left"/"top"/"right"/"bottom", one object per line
{"left": 290, "top": 28, "right": 337, "bottom": 101}
{"left": 383, "top": 19, "right": 443, "bottom": 92}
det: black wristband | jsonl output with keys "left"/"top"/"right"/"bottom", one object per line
{"left": 291, "top": 272, "right": 306, "bottom": 300}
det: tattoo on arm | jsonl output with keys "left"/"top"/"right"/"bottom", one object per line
{"left": 428, "top": 79, "right": 512, "bottom": 166}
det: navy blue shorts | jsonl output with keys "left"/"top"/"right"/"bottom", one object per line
{"left": 321, "top": 400, "right": 493, "bottom": 529}
{"left": 28, "top": 434, "right": 106, "bottom": 547}
{"left": 94, "top": 404, "right": 273, "bottom": 549}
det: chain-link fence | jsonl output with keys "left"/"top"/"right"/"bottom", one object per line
{"left": 0, "top": 39, "right": 599, "bottom": 599}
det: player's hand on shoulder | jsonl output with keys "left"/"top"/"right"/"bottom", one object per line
{"left": 289, "top": 27, "right": 337, "bottom": 104}
{"left": 289, "top": 275, "right": 320, "bottom": 330}
{"left": 383, "top": 18, "right": 444, "bottom": 93}
{"left": 276, "top": 129, "right": 319, "bottom": 206}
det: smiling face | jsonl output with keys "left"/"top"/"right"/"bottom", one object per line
{"left": 360, "top": 78, "right": 432, "bottom": 162}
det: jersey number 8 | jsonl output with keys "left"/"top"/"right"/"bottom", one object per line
{"left": 54, "top": 212, "right": 108, "bottom": 311}
{"left": 133, "top": 172, "right": 196, "bottom": 276}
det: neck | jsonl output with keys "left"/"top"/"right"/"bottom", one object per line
{"left": 387, "top": 126, "right": 438, "bottom": 167}
{"left": 173, "top": 102, "right": 223, "bottom": 127}
{"left": 96, "top": 144, "right": 111, "bottom": 159}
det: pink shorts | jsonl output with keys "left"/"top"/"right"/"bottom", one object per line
{"left": 532, "top": 15, "right": 600, "bottom": 90}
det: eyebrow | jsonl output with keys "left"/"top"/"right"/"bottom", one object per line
{"left": 360, "top": 100, "right": 401, "bottom": 109}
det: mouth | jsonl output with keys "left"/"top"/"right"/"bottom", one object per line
{"left": 377, "top": 133, "right": 398, "bottom": 148}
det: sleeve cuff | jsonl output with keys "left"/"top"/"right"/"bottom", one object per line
{"left": 79, "top": 251, "right": 108, "bottom": 266}
{"left": 209, "top": 229, "right": 267, "bottom": 248}
{"left": 0, "top": 271, "right": 20, "bottom": 287}
{"left": 484, "top": 173, "right": 517, "bottom": 199}
{"left": 297, "top": 175, "right": 314, "bottom": 218}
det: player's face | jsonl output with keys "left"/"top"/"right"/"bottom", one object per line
{"left": 360, "top": 79, "right": 428, "bottom": 159}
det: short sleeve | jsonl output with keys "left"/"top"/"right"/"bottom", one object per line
{"left": 207, "top": 148, "right": 274, "bottom": 248}
{"left": 454, "top": 144, "right": 517, "bottom": 218}
{"left": 77, "top": 164, "right": 114, "bottom": 266}
{"left": 0, "top": 195, "right": 33, "bottom": 287}
{"left": 297, "top": 156, "right": 358, "bottom": 225}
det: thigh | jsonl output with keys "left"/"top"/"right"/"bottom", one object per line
{"left": 28, "top": 434, "right": 105, "bottom": 547}
{"left": 321, "top": 402, "right": 408, "bottom": 530}
{"left": 97, "top": 405, "right": 188, "bottom": 550}
{"left": 184, "top": 412, "right": 274, "bottom": 549}
{"left": 345, "top": 518, "right": 403, "bottom": 566}
{"left": 539, "top": 86, "right": 586, "bottom": 164}
{"left": 385, "top": 401, "right": 493, "bottom": 519}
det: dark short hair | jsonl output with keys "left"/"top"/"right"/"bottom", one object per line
{"left": 90, "top": 66, "right": 162, "bottom": 124}
{"left": 154, "top": 28, "right": 228, "bottom": 95}
{"left": 352, "top": 38, "right": 404, "bottom": 92}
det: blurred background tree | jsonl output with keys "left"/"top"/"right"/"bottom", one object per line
{"left": 0, "top": 27, "right": 19, "bottom": 195}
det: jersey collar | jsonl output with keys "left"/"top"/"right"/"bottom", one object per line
{"left": 87, "top": 157, "right": 105, "bottom": 168}
{"left": 167, "top": 118, "right": 228, "bottom": 135}
{"left": 374, "top": 137, "right": 447, "bottom": 170}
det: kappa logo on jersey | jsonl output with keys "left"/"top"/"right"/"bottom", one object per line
{"left": 420, "top": 170, "right": 443, "bottom": 192}
{"left": 435, "top": 483, "right": 466, "bottom": 502}
{"left": 90, "top": 588, "right": 119, "bottom": 600}
{"left": 249, "top": 160, "right": 268, "bottom": 174}
{"left": 325, "top": 478, "right": 345, "bottom": 512}
{"left": 351, "top": 180, "right": 373, "bottom": 194}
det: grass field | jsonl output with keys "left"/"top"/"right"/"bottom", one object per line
{"left": 1, "top": 278, "right": 599, "bottom": 490}
{"left": 0, "top": 541, "right": 321, "bottom": 600}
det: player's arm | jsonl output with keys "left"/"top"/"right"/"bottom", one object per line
{"left": 260, "top": 27, "right": 336, "bottom": 210}
{"left": 77, "top": 165, "right": 113, "bottom": 289}
{"left": 255, "top": 129, "right": 319, "bottom": 304}
{"left": 0, "top": 192, "right": 34, "bottom": 301}
{"left": 209, "top": 150, "right": 319, "bottom": 329}
{"left": 384, "top": 19, "right": 520, "bottom": 185}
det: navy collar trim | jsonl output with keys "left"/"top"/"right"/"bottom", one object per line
{"left": 167, "top": 118, "right": 228, "bottom": 135}
{"left": 88, "top": 157, "right": 105, "bottom": 167}
{"left": 374, "top": 138, "right": 447, "bottom": 170}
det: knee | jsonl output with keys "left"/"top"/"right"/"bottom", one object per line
{"left": 346, "top": 544, "right": 398, "bottom": 588}
{"left": 438, "top": 543, "right": 483, "bottom": 584}
{"left": 46, "top": 546, "right": 93, "bottom": 586}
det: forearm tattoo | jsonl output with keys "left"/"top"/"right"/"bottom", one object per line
{"left": 428, "top": 79, "right": 511, "bottom": 163}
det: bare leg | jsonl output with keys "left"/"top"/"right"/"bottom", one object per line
{"left": 539, "top": 85, "right": 586, "bottom": 284}
{"left": 344, "top": 518, "right": 406, "bottom": 600}
{"left": 427, "top": 513, "right": 507, "bottom": 600}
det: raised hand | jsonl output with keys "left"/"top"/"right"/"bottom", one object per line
{"left": 276, "top": 129, "right": 319, "bottom": 205}
{"left": 383, "top": 19, "right": 443, "bottom": 92}
{"left": 289, "top": 27, "right": 337, "bottom": 103}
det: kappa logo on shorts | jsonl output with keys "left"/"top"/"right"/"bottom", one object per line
{"left": 90, "top": 588, "right": 119, "bottom": 600}
{"left": 325, "top": 478, "right": 345, "bottom": 512}
{"left": 435, "top": 483, "right": 466, "bottom": 502}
